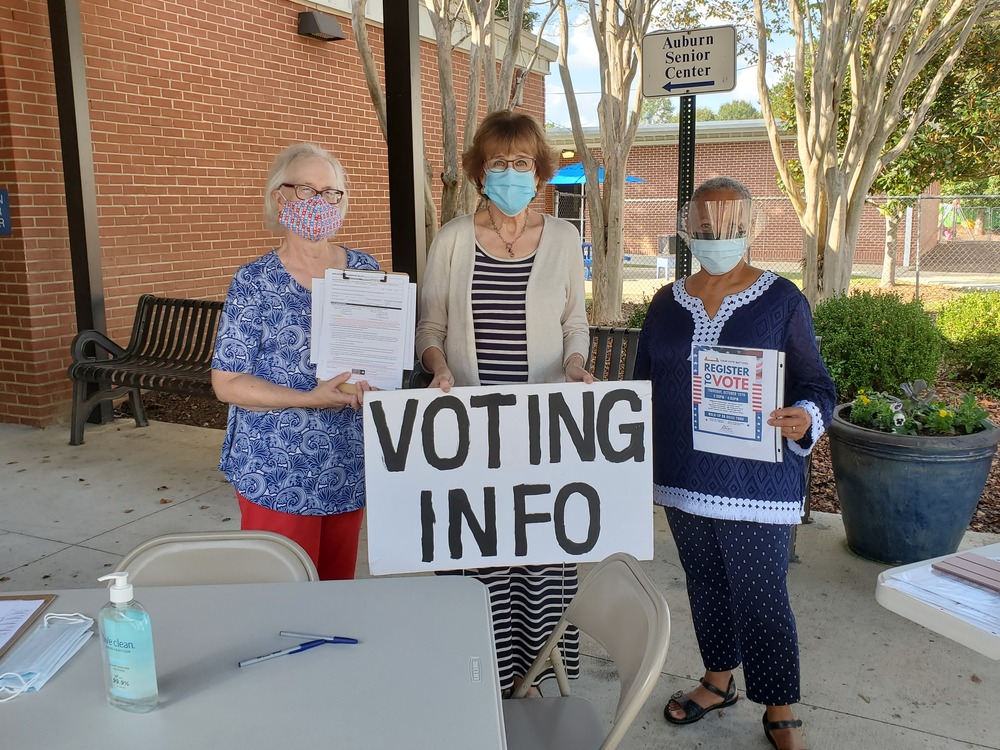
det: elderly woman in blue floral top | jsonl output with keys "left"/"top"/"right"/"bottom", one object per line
{"left": 635, "top": 177, "right": 835, "bottom": 750}
{"left": 211, "top": 143, "right": 378, "bottom": 580}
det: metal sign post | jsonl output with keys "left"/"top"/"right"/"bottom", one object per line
{"left": 675, "top": 96, "right": 695, "bottom": 278}
{"left": 641, "top": 26, "right": 737, "bottom": 279}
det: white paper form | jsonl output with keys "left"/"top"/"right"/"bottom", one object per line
{"left": 0, "top": 598, "right": 46, "bottom": 656}
{"left": 691, "top": 344, "right": 785, "bottom": 462}
{"left": 315, "top": 269, "right": 413, "bottom": 389}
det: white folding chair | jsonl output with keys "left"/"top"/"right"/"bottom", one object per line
{"left": 502, "top": 552, "right": 670, "bottom": 750}
{"left": 117, "top": 530, "right": 319, "bottom": 585}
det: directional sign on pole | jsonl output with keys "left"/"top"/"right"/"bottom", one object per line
{"left": 641, "top": 25, "right": 737, "bottom": 98}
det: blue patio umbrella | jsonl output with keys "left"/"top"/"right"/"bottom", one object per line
{"left": 548, "top": 162, "right": 645, "bottom": 185}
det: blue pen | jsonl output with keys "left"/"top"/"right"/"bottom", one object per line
{"left": 238, "top": 638, "right": 332, "bottom": 668}
{"left": 278, "top": 630, "right": 359, "bottom": 645}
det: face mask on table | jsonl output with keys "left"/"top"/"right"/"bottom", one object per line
{"left": 483, "top": 169, "right": 537, "bottom": 217}
{"left": 690, "top": 237, "right": 748, "bottom": 275}
{"left": 279, "top": 195, "right": 343, "bottom": 242}
{"left": 0, "top": 613, "right": 94, "bottom": 701}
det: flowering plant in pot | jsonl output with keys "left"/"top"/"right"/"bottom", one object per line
{"left": 828, "top": 381, "right": 999, "bottom": 565}
{"left": 847, "top": 380, "right": 989, "bottom": 436}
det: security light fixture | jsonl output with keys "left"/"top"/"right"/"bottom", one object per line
{"left": 297, "top": 11, "right": 346, "bottom": 42}
{"left": 560, "top": 149, "right": 576, "bottom": 159}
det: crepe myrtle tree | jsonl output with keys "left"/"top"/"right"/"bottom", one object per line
{"left": 768, "top": 22, "right": 1000, "bottom": 287}
{"left": 753, "top": 0, "right": 999, "bottom": 304}
{"left": 556, "top": 0, "right": 664, "bottom": 324}
{"left": 871, "top": 25, "right": 1000, "bottom": 286}
{"left": 350, "top": 0, "right": 557, "bottom": 247}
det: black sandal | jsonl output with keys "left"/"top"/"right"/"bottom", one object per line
{"left": 762, "top": 710, "right": 804, "bottom": 749}
{"left": 663, "top": 676, "right": 738, "bottom": 725}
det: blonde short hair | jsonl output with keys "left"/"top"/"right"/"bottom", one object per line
{"left": 263, "top": 143, "right": 349, "bottom": 232}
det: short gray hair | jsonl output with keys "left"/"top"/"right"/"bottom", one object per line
{"left": 263, "top": 143, "right": 349, "bottom": 232}
{"left": 692, "top": 176, "right": 752, "bottom": 202}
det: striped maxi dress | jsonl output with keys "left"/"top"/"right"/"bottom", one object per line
{"left": 440, "top": 244, "right": 581, "bottom": 693}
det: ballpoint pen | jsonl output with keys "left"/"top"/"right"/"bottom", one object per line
{"left": 278, "top": 630, "right": 359, "bottom": 645}
{"left": 238, "top": 638, "right": 334, "bottom": 668}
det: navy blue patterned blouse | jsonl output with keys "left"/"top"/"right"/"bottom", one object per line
{"left": 212, "top": 248, "right": 380, "bottom": 515}
{"left": 634, "top": 271, "right": 837, "bottom": 525}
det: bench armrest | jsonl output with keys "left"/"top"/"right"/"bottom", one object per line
{"left": 70, "top": 329, "right": 127, "bottom": 363}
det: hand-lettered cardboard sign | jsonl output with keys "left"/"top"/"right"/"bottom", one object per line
{"left": 363, "top": 381, "right": 653, "bottom": 575}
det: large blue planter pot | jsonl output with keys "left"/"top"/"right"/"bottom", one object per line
{"left": 828, "top": 403, "right": 1000, "bottom": 565}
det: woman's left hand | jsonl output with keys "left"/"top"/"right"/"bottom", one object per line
{"left": 564, "top": 355, "right": 594, "bottom": 384}
{"left": 768, "top": 406, "right": 811, "bottom": 441}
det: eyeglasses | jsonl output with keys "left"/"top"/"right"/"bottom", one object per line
{"left": 281, "top": 183, "right": 345, "bottom": 204}
{"left": 486, "top": 157, "right": 535, "bottom": 173}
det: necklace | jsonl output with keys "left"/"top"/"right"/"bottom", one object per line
{"left": 486, "top": 207, "right": 530, "bottom": 257}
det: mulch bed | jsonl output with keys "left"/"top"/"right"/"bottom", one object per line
{"left": 123, "top": 376, "right": 1000, "bottom": 535}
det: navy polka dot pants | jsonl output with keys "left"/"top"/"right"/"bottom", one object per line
{"left": 665, "top": 506, "right": 800, "bottom": 706}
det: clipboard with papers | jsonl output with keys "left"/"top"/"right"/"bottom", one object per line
{"left": 310, "top": 268, "right": 416, "bottom": 390}
{"left": 0, "top": 593, "right": 57, "bottom": 660}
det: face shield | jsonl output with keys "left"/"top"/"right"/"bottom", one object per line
{"left": 678, "top": 197, "right": 764, "bottom": 243}
{"left": 677, "top": 197, "right": 766, "bottom": 275}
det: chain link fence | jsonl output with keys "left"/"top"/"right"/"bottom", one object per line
{"left": 584, "top": 194, "right": 1000, "bottom": 310}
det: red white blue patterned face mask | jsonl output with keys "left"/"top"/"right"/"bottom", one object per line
{"left": 278, "top": 195, "right": 343, "bottom": 241}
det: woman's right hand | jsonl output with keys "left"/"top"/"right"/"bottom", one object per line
{"left": 429, "top": 365, "right": 454, "bottom": 393}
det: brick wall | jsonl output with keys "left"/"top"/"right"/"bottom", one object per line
{"left": 0, "top": 0, "right": 546, "bottom": 427}
{"left": 549, "top": 137, "right": 934, "bottom": 267}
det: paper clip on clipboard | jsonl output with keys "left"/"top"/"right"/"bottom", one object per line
{"left": 338, "top": 269, "right": 389, "bottom": 282}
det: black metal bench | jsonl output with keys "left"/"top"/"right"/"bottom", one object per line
{"left": 587, "top": 326, "right": 640, "bottom": 380}
{"left": 67, "top": 294, "right": 224, "bottom": 445}
{"left": 406, "top": 326, "right": 642, "bottom": 388}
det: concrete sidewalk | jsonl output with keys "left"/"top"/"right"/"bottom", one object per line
{"left": 1, "top": 419, "right": 997, "bottom": 749}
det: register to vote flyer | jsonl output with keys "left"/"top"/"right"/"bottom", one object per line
{"left": 691, "top": 344, "right": 785, "bottom": 462}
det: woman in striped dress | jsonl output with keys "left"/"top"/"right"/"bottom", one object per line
{"left": 415, "top": 110, "right": 593, "bottom": 696}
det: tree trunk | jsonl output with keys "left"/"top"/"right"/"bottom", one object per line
{"left": 591, "top": 174, "right": 626, "bottom": 324}
{"left": 880, "top": 209, "right": 901, "bottom": 286}
{"left": 974, "top": 210, "right": 985, "bottom": 237}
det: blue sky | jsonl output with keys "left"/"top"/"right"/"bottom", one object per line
{"left": 541, "top": 17, "right": 784, "bottom": 128}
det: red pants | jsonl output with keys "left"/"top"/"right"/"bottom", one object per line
{"left": 237, "top": 492, "right": 363, "bottom": 580}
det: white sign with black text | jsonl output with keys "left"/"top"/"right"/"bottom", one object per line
{"left": 363, "top": 381, "right": 654, "bottom": 575}
{"left": 641, "top": 25, "right": 737, "bottom": 97}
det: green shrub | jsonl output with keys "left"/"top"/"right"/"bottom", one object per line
{"left": 624, "top": 294, "right": 651, "bottom": 329}
{"left": 813, "top": 290, "right": 942, "bottom": 400}
{"left": 937, "top": 290, "right": 1000, "bottom": 386}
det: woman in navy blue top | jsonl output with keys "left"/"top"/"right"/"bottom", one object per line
{"left": 635, "top": 177, "right": 835, "bottom": 750}
{"left": 212, "top": 144, "right": 377, "bottom": 580}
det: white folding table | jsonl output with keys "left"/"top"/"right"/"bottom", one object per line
{"left": 876, "top": 542, "right": 1000, "bottom": 660}
{"left": 2, "top": 576, "right": 507, "bottom": 749}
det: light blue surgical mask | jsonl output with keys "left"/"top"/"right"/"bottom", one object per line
{"left": 690, "top": 237, "right": 748, "bottom": 275}
{"left": 484, "top": 169, "right": 537, "bottom": 216}
{"left": 0, "top": 612, "right": 94, "bottom": 701}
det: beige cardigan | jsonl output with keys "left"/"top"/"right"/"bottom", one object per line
{"left": 415, "top": 213, "right": 591, "bottom": 386}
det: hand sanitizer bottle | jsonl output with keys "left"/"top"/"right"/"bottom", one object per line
{"left": 97, "top": 572, "right": 158, "bottom": 712}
